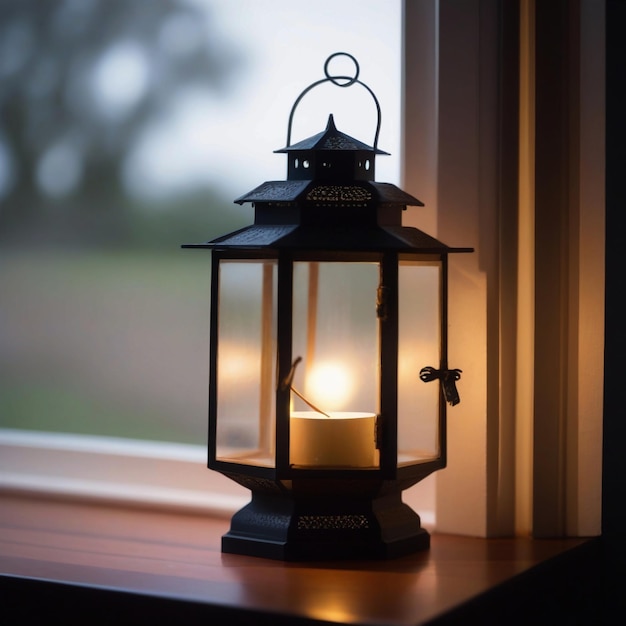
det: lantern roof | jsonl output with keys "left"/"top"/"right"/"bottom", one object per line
{"left": 233, "top": 115, "right": 420, "bottom": 206}
{"left": 233, "top": 180, "right": 422, "bottom": 206}
{"left": 274, "top": 114, "right": 389, "bottom": 155}
{"left": 202, "top": 223, "right": 473, "bottom": 254}
{"left": 183, "top": 52, "right": 473, "bottom": 256}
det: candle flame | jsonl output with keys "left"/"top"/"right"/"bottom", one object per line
{"left": 306, "top": 361, "right": 354, "bottom": 410}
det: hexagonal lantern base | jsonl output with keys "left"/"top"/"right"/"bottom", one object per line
{"left": 221, "top": 491, "right": 430, "bottom": 561}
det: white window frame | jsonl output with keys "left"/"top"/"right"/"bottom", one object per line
{"left": 0, "top": 429, "right": 247, "bottom": 516}
{"left": 0, "top": 0, "right": 604, "bottom": 539}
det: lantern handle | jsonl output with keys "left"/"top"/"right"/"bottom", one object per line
{"left": 285, "top": 52, "right": 383, "bottom": 151}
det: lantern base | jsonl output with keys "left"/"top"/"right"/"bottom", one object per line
{"left": 221, "top": 492, "right": 430, "bottom": 561}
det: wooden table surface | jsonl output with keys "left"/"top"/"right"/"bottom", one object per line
{"left": 0, "top": 494, "right": 598, "bottom": 625}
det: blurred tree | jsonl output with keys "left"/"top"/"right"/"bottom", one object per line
{"left": 0, "top": 0, "right": 244, "bottom": 247}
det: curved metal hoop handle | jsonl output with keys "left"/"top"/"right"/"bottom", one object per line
{"left": 285, "top": 52, "right": 383, "bottom": 150}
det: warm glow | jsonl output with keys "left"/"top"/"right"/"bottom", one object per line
{"left": 218, "top": 342, "right": 259, "bottom": 380}
{"left": 398, "top": 351, "right": 422, "bottom": 383}
{"left": 305, "top": 361, "right": 353, "bottom": 410}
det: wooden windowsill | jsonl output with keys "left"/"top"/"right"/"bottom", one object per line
{"left": 0, "top": 493, "right": 602, "bottom": 625}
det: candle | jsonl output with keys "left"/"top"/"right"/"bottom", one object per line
{"left": 290, "top": 411, "right": 378, "bottom": 468}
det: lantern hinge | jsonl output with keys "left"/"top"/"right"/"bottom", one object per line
{"left": 375, "top": 414, "right": 383, "bottom": 449}
{"left": 376, "top": 285, "right": 388, "bottom": 320}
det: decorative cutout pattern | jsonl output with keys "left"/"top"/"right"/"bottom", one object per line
{"left": 296, "top": 514, "right": 370, "bottom": 530}
{"left": 307, "top": 186, "right": 372, "bottom": 202}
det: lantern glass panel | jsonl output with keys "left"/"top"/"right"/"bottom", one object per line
{"left": 215, "top": 259, "right": 277, "bottom": 467}
{"left": 397, "top": 258, "right": 441, "bottom": 466}
{"left": 290, "top": 261, "right": 380, "bottom": 468}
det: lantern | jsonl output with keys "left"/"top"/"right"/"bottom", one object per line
{"left": 183, "top": 53, "right": 472, "bottom": 560}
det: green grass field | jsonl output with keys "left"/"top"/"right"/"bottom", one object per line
{"left": 0, "top": 249, "right": 213, "bottom": 443}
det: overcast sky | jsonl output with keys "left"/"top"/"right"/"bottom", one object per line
{"left": 123, "top": 0, "right": 402, "bottom": 201}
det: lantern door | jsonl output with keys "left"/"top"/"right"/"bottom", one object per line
{"left": 287, "top": 256, "right": 382, "bottom": 471}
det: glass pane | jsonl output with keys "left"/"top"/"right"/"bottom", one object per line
{"left": 215, "top": 260, "right": 276, "bottom": 466}
{"left": 290, "top": 261, "right": 380, "bottom": 468}
{"left": 397, "top": 260, "right": 441, "bottom": 465}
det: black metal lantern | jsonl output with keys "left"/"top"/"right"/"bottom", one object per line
{"left": 184, "top": 53, "right": 472, "bottom": 560}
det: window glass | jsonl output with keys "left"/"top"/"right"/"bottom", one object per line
{"left": 0, "top": 0, "right": 401, "bottom": 443}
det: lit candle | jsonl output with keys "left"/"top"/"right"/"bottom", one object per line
{"left": 286, "top": 358, "right": 378, "bottom": 467}
{"left": 290, "top": 411, "right": 378, "bottom": 468}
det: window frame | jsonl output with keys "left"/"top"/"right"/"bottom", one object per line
{"left": 402, "top": 0, "right": 604, "bottom": 537}
{"left": 0, "top": 428, "right": 247, "bottom": 516}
